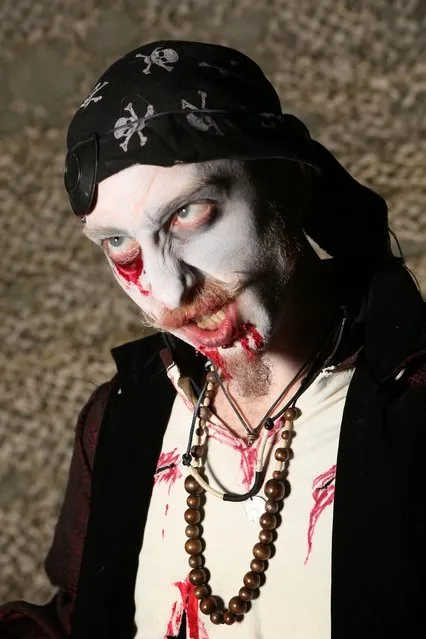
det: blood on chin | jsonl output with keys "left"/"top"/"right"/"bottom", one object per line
{"left": 194, "top": 323, "right": 265, "bottom": 381}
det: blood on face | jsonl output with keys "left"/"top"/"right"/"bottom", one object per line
{"left": 104, "top": 238, "right": 149, "bottom": 297}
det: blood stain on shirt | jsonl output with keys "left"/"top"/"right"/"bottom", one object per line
{"left": 208, "top": 424, "right": 278, "bottom": 490}
{"left": 305, "top": 464, "right": 336, "bottom": 564}
{"left": 166, "top": 577, "right": 209, "bottom": 639}
{"left": 155, "top": 448, "right": 182, "bottom": 493}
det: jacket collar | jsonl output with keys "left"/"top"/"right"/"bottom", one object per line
{"left": 362, "top": 259, "right": 426, "bottom": 382}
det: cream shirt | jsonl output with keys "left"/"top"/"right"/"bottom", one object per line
{"left": 134, "top": 363, "right": 354, "bottom": 639}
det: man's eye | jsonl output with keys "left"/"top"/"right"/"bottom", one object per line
{"left": 108, "top": 236, "right": 125, "bottom": 248}
{"left": 172, "top": 202, "right": 215, "bottom": 229}
{"left": 102, "top": 236, "right": 140, "bottom": 263}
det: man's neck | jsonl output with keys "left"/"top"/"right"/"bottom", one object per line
{"left": 266, "top": 251, "right": 338, "bottom": 382}
{"left": 212, "top": 251, "right": 339, "bottom": 437}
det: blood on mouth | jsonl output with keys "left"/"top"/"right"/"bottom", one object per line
{"left": 198, "top": 323, "right": 264, "bottom": 378}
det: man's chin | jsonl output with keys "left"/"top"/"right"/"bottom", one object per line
{"left": 218, "top": 347, "right": 272, "bottom": 397}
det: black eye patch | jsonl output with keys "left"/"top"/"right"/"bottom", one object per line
{"left": 64, "top": 133, "right": 99, "bottom": 217}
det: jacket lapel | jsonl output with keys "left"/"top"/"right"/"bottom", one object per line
{"left": 71, "top": 333, "right": 176, "bottom": 639}
{"left": 331, "top": 261, "right": 426, "bottom": 637}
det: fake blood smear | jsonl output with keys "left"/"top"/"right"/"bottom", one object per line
{"left": 240, "top": 335, "right": 252, "bottom": 359}
{"left": 305, "top": 464, "right": 336, "bottom": 564}
{"left": 198, "top": 324, "right": 264, "bottom": 378}
{"left": 154, "top": 449, "right": 182, "bottom": 493}
{"left": 198, "top": 346, "right": 232, "bottom": 379}
{"left": 208, "top": 422, "right": 277, "bottom": 489}
{"left": 248, "top": 324, "right": 264, "bottom": 349}
{"left": 114, "top": 252, "right": 149, "bottom": 296}
{"left": 166, "top": 577, "right": 209, "bottom": 639}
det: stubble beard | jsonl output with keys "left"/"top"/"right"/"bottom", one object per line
{"left": 222, "top": 349, "right": 272, "bottom": 398}
{"left": 220, "top": 210, "right": 303, "bottom": 399}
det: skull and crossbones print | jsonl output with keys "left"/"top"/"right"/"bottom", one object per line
{"left": 80, "top": 81, "right": 109, "bottom": 109}
{"left": 114, "top": 102, "right": 154, "bottom": 152}
{"left": 181, "top": 90, "right": 223, "bottom": 135}
{"left": 135, "top": 47, "right": 179, "bottom": 74}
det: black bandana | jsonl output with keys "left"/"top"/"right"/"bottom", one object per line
{"left": 64, "top": 40, "right": 391, "bottom": 262}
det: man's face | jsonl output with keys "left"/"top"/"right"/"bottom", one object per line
{"left": 84, "top": 160, "right": 302, "bottom": 373}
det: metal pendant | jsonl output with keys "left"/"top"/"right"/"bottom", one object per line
{"left": 245, "top": 495, "right": 266, "bottom": 522}
{"left": 246, "top": 433, "right": 258, "bottom": 447}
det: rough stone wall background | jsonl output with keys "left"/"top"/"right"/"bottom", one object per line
{"left": 0, "top": 0, "right": 425, "bottom": 604}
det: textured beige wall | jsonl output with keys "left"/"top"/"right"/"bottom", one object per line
{"left": 0, "top": 0, "right": 425, "bottom": 604}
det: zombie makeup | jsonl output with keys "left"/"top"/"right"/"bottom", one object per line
{"left": 83, "top": 159, "right": 304, "bottom": 370}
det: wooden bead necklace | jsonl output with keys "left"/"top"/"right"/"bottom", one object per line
{"left": 184, "top": 396, "right": 299, "bottom": 626}
{"left": 181, "top": 308, "right": 349, "bottom": 625}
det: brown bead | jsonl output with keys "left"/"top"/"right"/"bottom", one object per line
{"left": 239, "top": 586, "right": 254, "bottom": 601}
{"left": 195, "top": 427, "right": 204, "bottom": 437}
{"left": 250, "top": 558, "right": 265, "bottom": 573}
{"left": 243, "top": 571, "right": 261, "bottom": 589}
{"left": 260, "top": 513, "right": 277, "bottom": 530}
{"left": 191, "top": 445, "right": 205, "bottom": 459}
{"left": 184, "top": 508, "right": 201, "bottom": 524}
{"left": 210, "top": 610, "right": 224, "bottom": 625}
{"left": 185, "top": 524, "right": 200, "bottom": 538}
{"left": 199, "top": 418, "right": 207, "bottom": 428}
{"left": 275, "top": 448, "right": 289, "bottom": 462}
{"left": 259, "top": 529, "right": 273, "bottom": 544}
{"left": 265, "top": 499, "right": 279, "bottom": 514}
{"left": 194, "top": 585, "right": 209, "bottom": 599}
{"left": 206, "top": 372, "right": 217, "bottom": 383}
{"left": 199, "top": 406, "right": 211, "bottom": 419}
{"left": 189, "top": 555, "right": 204, "bottom": 568}
{"left": 281, "top": 430, "right": 291, "bottom": 440}
{"left": 228, "top": 596, "right": 248, "bottom": 615}
{"left": 284, "top": 407, "right": 298, "bottom": 421}
{"left": 223, "top": 610, "right": 236, "bottom": 625}
{"left": 264, "top": 479, "right": 285, "bottom": 501}
{"left": 200, "top": 596, "right": 217, "bottom": 614}
{"left": 272, "top": 470, "right": 283, "bottom": 480}
{"left": 186, "top": 495, "right": 201, "bottom": 509}
{"left": 189, "top": 568, "right": 207, "bottom": 586}
{"left": 253, "top": 542, "right": 271, "bottom": 560}
{"left": 184, "top": 476, "right": 203, "bottom": 494}
{"left": 185, "top": 538, "right": 202, "bottom": 555}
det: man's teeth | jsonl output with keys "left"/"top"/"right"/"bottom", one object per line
{"left": 195, "top": 307, "right": 226, "bottom": 330}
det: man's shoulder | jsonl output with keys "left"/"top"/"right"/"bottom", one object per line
{"left": 110, "top": 331, "right": 166, "bottom": 378}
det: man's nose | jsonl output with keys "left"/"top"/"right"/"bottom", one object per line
{"left": 147, "top": 265, "right": 198, "bottom": 310}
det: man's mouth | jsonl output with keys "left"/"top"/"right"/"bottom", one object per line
{"left": 193, "top": 306, "right": 227, "bottom": 330}
{"left": 179, "top": 302, "right": 238, "bottom": 348}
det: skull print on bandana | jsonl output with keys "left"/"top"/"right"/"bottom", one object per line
{"left": 114, "top": 102, "right": 155, "bottom": 152}
{"left": 135, "top": 46, "right": 179, "bottom": 74}
{"left": 181, "top": 91, "right": 223, "bottom": 135}
{"left": 80, "top": 81, "right": 109, "bottom": 109}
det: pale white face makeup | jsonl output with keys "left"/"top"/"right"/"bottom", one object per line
{"left": 83, "top": 160, "right": 301, "bottom": 373}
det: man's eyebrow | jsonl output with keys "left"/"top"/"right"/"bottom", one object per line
{"left": 147, "top": 171, "right": 232, "bottom": 227}
{"left": 83, "top": 225, "right": 128, "bottom": 242}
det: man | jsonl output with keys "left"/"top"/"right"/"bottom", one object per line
{"left": 0, "top": 40, "right": 425, "bottom": 639}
